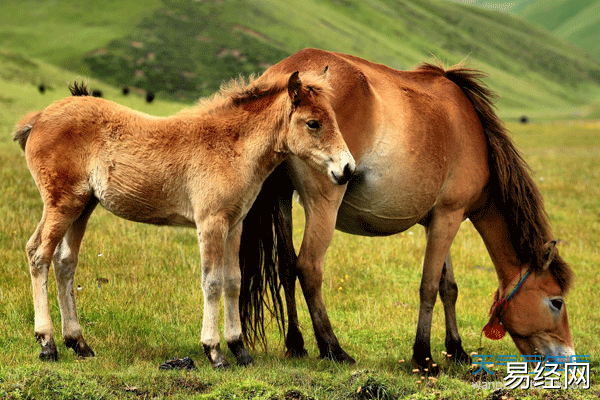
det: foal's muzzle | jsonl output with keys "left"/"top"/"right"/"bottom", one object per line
{"left": 332, "top": 162, "right": 355, "bottom": 185}
{"left": 329, "top": 152, "right": 356, "bottom": 185}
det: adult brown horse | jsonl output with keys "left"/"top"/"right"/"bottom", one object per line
{"left": 14, "top": 70, "right": 355, "bottom": 368}
{"left": 239, "top": 48, "right": 574, "bottom": 372}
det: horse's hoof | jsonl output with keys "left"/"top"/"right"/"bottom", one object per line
{"left": 411, "top": 356, "right": 440, "bottom": 375}
{"left": 448, "top": 348, "right": 471, "bottom": 365}
{"left": 237, "top": 354, "right": 254, "bottom": 367}
{"left": 65, "top": 338, "right": 95, "bottom": 358}
{"left": 285, "top": 347, "right": 308, "bottom": 358}
{"left": 321, "top": 348, "right": 356, "bottom": 364}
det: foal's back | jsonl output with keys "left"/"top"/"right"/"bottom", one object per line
{"left": 19, "top": 96, "right": 200, "bottom": 226}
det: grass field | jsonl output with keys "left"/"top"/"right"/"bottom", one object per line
{"left": 1, "top": 82, "right": 599, "bottom": 398}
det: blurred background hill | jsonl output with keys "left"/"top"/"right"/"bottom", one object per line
{"left": 1, "top": 0, "right": 599, "bottom": 119}
{"left": 453, "top": 0, "right": 600, "bottom": 62}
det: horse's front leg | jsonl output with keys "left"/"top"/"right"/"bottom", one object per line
{"left": 199, "top": 217, "right": 229, "bottom": 369}
{"left": 294, "top": 169, "right": 355, "bottom": 364}
{"left": 413, "top": 209, "right": 463, "bottom": 374}
{"left": 223, "top": 224, "right": 253, "bottom": 366}
{"left": 438, "top": 253, "right": 471, "bottom": 364}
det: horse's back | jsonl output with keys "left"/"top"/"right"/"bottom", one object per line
{"left": 263, "top": 49, "right": 489, "bottom": 235}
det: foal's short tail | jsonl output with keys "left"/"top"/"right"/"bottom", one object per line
{"left": 13, "top": 81, "right": 89, "bottom": 151}
{"left": 13, "top": 111, "right": 41, "bottom": 151}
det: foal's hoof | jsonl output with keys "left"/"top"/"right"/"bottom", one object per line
{"left": 204, "top": 343, "right": 230, "bottom": 370}
{"left": 213, "top": 358, "right": 231, "bottom": 370}
{"left": 65, "top": 338, "right": 95, "bottom": 358}
{"left": 36, "top": 335, "right": 58, "bottom": 361}
{"left": 39, "top": 346, "right": 58, "bottom": 361}
{"left": 227, "top": 338, "right": 254, "bottom": 367}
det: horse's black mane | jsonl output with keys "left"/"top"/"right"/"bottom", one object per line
{"left": 69, "top": 81, "right": 90, "bottom": 96}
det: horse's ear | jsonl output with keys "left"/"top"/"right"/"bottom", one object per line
{"left": 319, "top": 65, "right": 330, "bottom": 79}
{"left": 288, "top": 71, "right": 302, "bottom": 105}
{"left": 542, "top": 240, "right": 558, "bottom": 270}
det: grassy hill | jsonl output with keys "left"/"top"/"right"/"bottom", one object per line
{"left": 453, "top": 0, "right": 600, "bottom": 62}
{"left": 1, "top": 0, "right": 600, "bottom": 118}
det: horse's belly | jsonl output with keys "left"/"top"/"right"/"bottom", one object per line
{"left": 335, "top": 165, "right": 439, "bottom": 236}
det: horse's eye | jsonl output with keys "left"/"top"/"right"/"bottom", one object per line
{"left": 306, "top": 120, "right": 321, "bottom": 130}
{"left": 549, "top": 297, "right": 564, "bottom": 312}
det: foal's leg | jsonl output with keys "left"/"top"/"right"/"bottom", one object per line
{"left": 53, "top": 199, "right": 98, "bottom": 358}
{"left": 27, "top": 207, "right": 84, "bottom": 360}
{"left": 412, "top": 210, "right": 463, "bottom": 373}
{"left": 223, "top": 225, "right": 253, "bottom": 366}
{"left": 199, "top": 217, "right": 229, "bottom": 369}
{"left": 438, "top": 253, "right": 470, "bottom": 364}
{"left": 277, "top": 194, "right": 308, "bottom": 358}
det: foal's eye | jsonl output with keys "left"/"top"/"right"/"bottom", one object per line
{"left": 549, "top": 297, "right": 564, "bottom": 312}
{"left": 306, "top": 120, "right": 321, "bottom": 130}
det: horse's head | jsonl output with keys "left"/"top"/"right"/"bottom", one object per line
{"left": 497, "top": 241, "right": 574, "bottom": 360}
{"left": 283, "top": 69, "right": 355, "bottom": 185}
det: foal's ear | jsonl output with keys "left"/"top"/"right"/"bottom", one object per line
{"left": 288, "top": 71, "right": 302, "bottom": 105}
{"left": 319, "top": 65, "right": 330, "bottom": 79}
{"left": 542, "top": 240, "right": 558, "bottom": 270}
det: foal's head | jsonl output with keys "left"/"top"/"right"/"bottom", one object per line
{"left": 499, "top": 242, "right": 575, "bottom": 359}
{"left": 282, "top": 69, "right": 355, "bottom": 185}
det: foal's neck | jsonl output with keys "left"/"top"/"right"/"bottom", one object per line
{"left": 197, "top": 93, "right": 289, "bottom": 178}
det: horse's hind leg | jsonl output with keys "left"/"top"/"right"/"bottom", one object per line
{"left": 438, "top": 253, "right": 470, "bottom": 364}
{"left": 27, "top": 207, "right": 84, "bottom": 360}
{"left": 413, "top": 210, "right": 463, "bottom": 373}
{"left": 223, "top": 224, "right": 253, "bottom": 366}
{"left": 277, "top": 194, "right": 308, "bottom": 358}
{"left": 53, "top": 199, "right": 98, "bottom": 358}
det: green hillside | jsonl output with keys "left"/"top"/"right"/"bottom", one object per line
{"left": 1, "top": 0, "right": 600, "bottom": 118}
{"left": 453, "top": 0, "right": 600, "bottom": 62}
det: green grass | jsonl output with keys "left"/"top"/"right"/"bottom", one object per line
{"left": 1, "top": 0, "right": 600, "bottom": 115}
{"left": 1, "top": 79, "right": 599, "bottom": 397}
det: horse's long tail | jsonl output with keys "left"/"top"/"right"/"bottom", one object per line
{"left": 238, "top": 166, "right": 288, "bottom": 350}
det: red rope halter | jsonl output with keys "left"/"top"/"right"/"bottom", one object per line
{"left": 482, "top": 267, "right": 532, "bottom": 340}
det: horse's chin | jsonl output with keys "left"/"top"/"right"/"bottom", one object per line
{"left": 509, "top": 331, "right": 575, "bottom": 361}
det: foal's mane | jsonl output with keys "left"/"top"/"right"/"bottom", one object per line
{"left": 417, "top": 62, "right": 573, "bottom": 292}
{"left": 197, "top": 71, "right": 333, "bottom": 115}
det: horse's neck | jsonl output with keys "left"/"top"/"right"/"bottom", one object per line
{"left": 471, "top": 200, "right": 529, "bottom": 293}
